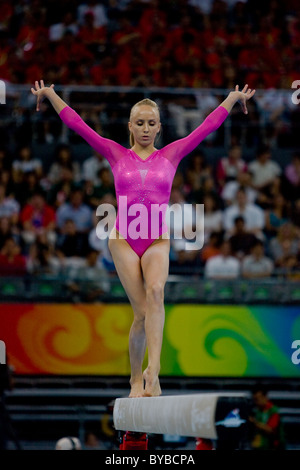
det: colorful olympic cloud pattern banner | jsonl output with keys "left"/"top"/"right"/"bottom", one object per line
{"left": 0, "top": 304, "right": 299, "bottom": 377}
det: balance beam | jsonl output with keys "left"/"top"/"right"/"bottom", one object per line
{"left": 113, "top": 393, "right": 249, "bottom": 439}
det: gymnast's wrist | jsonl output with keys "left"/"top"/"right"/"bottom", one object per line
{"left": 44, "top": 87, "right": 56, "bottom": 98}
{"left": 228, "top": 91, "right": 241, "bottom": 103}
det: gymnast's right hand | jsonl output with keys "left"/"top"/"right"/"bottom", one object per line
{"left": 31, "top": 80, "right": 54, "bottom": 111}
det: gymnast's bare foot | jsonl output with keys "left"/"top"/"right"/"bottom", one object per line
{"left": 143, "top": 367, "right": 161, "bottom": 397}
{"left": 129, "top": 379, "right": 144, "bottom": 398}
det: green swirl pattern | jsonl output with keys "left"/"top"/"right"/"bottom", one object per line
{"left": 162, "top": 305, "right": 300, "bottom": 377}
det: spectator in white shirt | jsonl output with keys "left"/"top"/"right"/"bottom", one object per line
{"left": 0, "top": 183, "right": 20, "bottom": 226}
{"left": 223, "top": 187, "right": 265, "bottom": 238}
{"left": 12, "top": 145, "right": 43, "bottom": 184}
{"left": 188, "top": 0, "right": 246, "bottom": 14}
{"left": 82, "top": 150, "right": 110, "bottom": 184}
{"left": 47, "top": 143, "right": 81, "bottom": 185}
{"left": 77, "top": 0, "right": 108, "bottom": 28}
{"left": 204, "top": 240, "right": 240, "bottom": 279}
{"left": 49, "top": 12, "right": 78, "bottom": 42}
{"left": 248, "top": 145, "right": 281, "bottom": 191}
{"left": 241, "top": 240, "right": 274, "bottom": 279}
{"left": 221, "top": 170, "right": 257, "bottom": 206}
{"left": 188, "top": 0, "right": 214, "bottom": 14}
{"left": 66, "top": 248, "right": 110, "bottom": 301}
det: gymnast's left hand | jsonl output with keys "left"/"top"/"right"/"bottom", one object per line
{"left": 31, "top": 80, "right": 55, "bottom": 111}
{"left": 233, "top": 84, "right": 256, "bottom": 114}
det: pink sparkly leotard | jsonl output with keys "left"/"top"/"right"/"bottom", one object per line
{"left": 59, "top": 105, "right": 228, "bottom": 257}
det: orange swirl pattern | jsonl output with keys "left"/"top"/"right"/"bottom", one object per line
{"left": 0, "top": 304, "right": 133, "bottom": 374}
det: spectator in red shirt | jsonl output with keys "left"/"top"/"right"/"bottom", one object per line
{"left": 20, "top": 190, "right": 56, "bottom": 247}
{"left": 0, "top": 237, "right": 26, "bottom": 276}
{"left": 0, "top": 38, "right": 13, "bottom": 82}
{"left": 200, "top": 231, "right": 222, "bottom": 265}
{"left": 170, "top": 14, "right": 200, "bottom": 52}
{"left": 0, "top": 1, "right": 13, "bottom": 33}
{"left": 137, "top": 1, "right": 167, "bottom": 46}
{"left": 54, "top": 31, "right": 93, "bottom": 68}
{"left": 16, "top": 10, "right": 48, "bottom": 54}
{"left": 77, "top": 12, "right": 107, "bottom": 49}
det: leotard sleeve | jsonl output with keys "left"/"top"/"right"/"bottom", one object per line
{"left": 160, "top": 105, "right": 229, "bottom": 168}
{"left": 59, "top": 106, "right": 125, "bottom": 168}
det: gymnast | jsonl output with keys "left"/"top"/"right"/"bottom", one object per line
{"left": 31, "top": 80, "right": 255, "bottom": 397}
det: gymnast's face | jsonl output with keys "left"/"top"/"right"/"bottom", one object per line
{"left": 129, "top": 105, "right": 161, "bottom": 148}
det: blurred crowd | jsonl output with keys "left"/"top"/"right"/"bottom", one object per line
{"left": 0, "top": 139, "right": 299, "bottom": 287}
{"left": 168, "top": 143, "right": 300, "bottom": 276}
{"left": 0, "top": 0, "right": 299, "bottom": 89}
{"left": 0, "top": 0, "right": 300, "bottom": 299}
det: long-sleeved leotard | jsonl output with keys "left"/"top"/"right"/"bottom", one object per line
{"left": 59, "top": 105, "right": 228, "bottom": 257}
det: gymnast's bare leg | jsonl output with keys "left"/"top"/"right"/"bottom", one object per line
{"left": 109, "top": 228, "right": 146, "bottom": 397}
{"left": 108, "top": 228, "right": 170, "bottom": 397}
{"left": 140, "top": 236, "right": 169, "bottom": 397}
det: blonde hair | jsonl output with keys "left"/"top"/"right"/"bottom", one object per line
{"left": 129, "top": 98, "right": 160, "bottom": 147}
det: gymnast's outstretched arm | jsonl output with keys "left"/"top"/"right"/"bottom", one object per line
{"left": 161, "top": 84, "right": 256, "bottom": 168}
{"left": 31, "top": 80, "right": 124, "bottom": 167}
{"left": 31, "top": 80, "right": 68, "bottom": 113}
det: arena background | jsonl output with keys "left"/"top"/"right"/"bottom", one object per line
{"left": 0, "top": 0, "right": 299, "bottom": 451}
